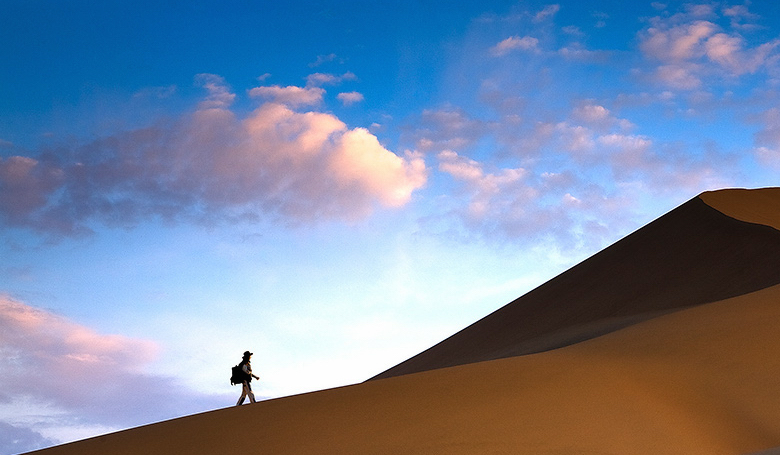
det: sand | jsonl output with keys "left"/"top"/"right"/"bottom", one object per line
{"left": 701, "top": 187, "right": 780, "bottom": 230}
{"left": 25, "top": 187, "right": 780, "bottom": 455}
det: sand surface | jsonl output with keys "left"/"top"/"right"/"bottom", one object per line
{"left": 701, "top": 187, "right": 780, "bottom": 230}
{"left": 28, "top": 282, "right": 780, "bottom": 455}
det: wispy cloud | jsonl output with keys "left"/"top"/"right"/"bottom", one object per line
{"left": 533, "top": 4, "right": 560, "bottom": 23}
{"left": 490, "top": 35, "right": 540, "bottom": 56}
{"left": 408, "top": 107, "right": 487, "bottom": 153}
{"left": 309, "top": 53, "right": 341, "bottom": 67}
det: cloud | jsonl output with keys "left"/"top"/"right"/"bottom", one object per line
{"left": 491, "top": 35, "right": 540, "bottom": 56}
{"left": 305, "top": 71, "right": 357, "bottom": 87}
{"left": 0, "top": 76, "right": 427, "bottom": 236}
{"left": 407, "top": 107, "right": 486, "bottom": 153}
{"left": 533, "top": 4, "right": 560, "bottom": 23}
{"left": 637, "top": 6, "right": 780, "bottom": 89}
{"left": 195, "top": 73, "right": 235, "bottom": 109}
{"left": 309, "top": 53, "right": 340, "bottom": 67}
{"left": 248, "top": 84, "right": 325, "bottom": 107}
{"left": 0, "top": 156, "right": 66, "bottom": 231}
{"left": 0, "top": 295, "right": 229, "bottom": 447}
{"left": 752, "top": 108, "right": 780, "bottom": 168}
{"left": 0, "top": 421, "right": 56, "bottom": 455}
{"left": 570, "top": 102, "right": 634, "bottom": 131}
{"left": 437, "top": 150, "right": 540, "bottom": 231}
{"left": 337, "top": 91, "right": 364, "bottom": 106}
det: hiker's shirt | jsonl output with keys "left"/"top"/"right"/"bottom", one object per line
{"left": 242, "top": 363, "right": 253, "bottom": 382}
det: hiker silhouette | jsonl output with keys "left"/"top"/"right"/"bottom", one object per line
{"left": 236, "top": 351, "right": 260, "bottom": 405}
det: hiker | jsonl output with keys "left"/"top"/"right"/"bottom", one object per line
{"left": 236, "top": 351, "right": 260, "bottom": 406}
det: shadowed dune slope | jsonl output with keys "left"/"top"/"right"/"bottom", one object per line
{"left": 28, "top": 283, "right": 780, "bottom": 455}
{"left": 371, "top": 187, "right": 780, "bottom": 380}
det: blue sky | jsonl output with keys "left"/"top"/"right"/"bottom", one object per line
{"left": 2, "top": 0, "right": 780, "bottom": 452}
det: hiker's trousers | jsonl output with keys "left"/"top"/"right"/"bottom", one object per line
{"left": 237, "top": 380, "right": 256, "bottom": 405}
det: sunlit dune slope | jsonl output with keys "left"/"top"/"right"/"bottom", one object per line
{"left": 701, "top": 187, "right": 780, "bottom": 230}
{"left": 28, "top": 282, "right": 780, "bottom": 455}
{"left": 372, "top": 187, "right": 780, "bottom": 380}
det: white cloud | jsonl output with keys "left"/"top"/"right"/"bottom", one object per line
{"left": 337, "top": 91, "right": 364, "bottom": 106}
{"left": 491, "top": 35, "right": 540, "bottom": 56}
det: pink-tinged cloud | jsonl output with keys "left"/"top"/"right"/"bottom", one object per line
{"left": 0, "top": 76, "right": 427, "bottom": 235}
{"left": 0, "top": 295, "right": 227, "bottom": 432}
{"left": 570, "top": 103, "right": 633, "bottom": 131}
{"left": 337, "top": 91, "right": 364, "bottom": 106}
{"left": 490, "top": 35, "right": 539, "bottom": 56}
{"left": 0, "top": 156, "right": 65, "bottom": 227}
{"left": 638, "top": 7, "right": 780, "bottom": 89}
{"left": 437, "top": 150, "right": 540, "bottom": 229}
{"left": 533, "top": 4, "right": 560, "bottom": 23}
{"left": 409, "top": 108, "right": 486, "bottom": 153}
{"left": 248, "top": 84, "right": 325, "bottom": 107}
{"left": 641, "top": 20, "right": 717, "bottom": 62}
{"left": 195, "top": 73, "right": 236, "bottom": 109}
{"left": 0, "top": 295, "right": 158, "bottom": 372}
{"left": 305, "top": 71, "right": 357, "bottom": 87}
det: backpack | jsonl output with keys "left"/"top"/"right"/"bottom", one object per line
{"left": 230, "top": 365, "right": 244, "bottom": 386}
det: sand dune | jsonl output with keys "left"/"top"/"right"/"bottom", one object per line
{"left": 28, "top": 281, "right": 780, "bottom": 455}
{"left": 373, "top": 187, "right": 780, "bottom": 380}
{"left": 25, "top": 187, "right": 780, "bottom": 455}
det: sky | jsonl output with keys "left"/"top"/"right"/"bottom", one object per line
{"left": 2, "top": 0, "right": 780, "bottom": 452}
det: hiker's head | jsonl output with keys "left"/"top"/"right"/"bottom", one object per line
{"left": 243, "top": 351, "right": 253, "bottom": 360}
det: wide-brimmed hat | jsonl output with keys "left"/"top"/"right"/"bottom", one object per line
{"left": 243, "top": 351, "right": 253, "bottom": 358}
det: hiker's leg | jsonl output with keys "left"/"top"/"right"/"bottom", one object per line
{"left": 236, "top": 382, "right": 249, "bottom": 406}
{"left": 247, "top": 381, "right": 256, "bottom": 403}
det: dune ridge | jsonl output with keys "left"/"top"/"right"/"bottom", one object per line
{"left": 372, "top": 187, "right": 780, "bottom": 380}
